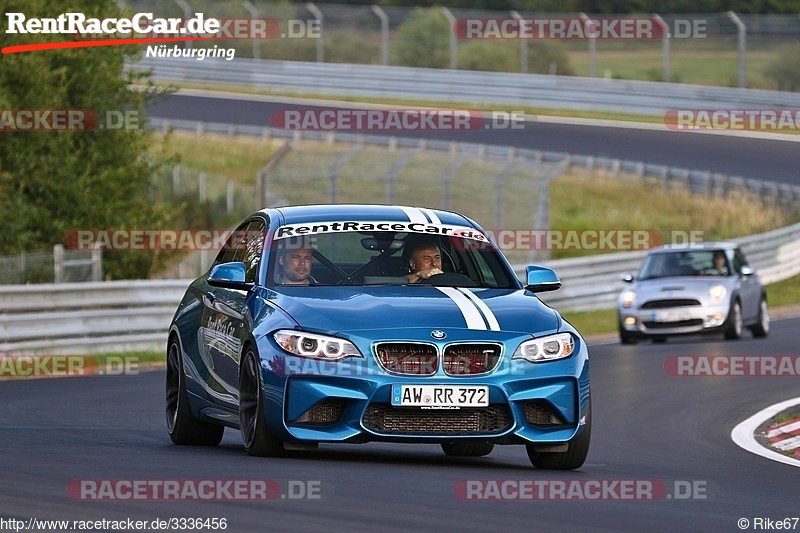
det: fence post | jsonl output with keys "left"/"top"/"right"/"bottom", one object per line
{"left": 728, "top": 12, "right": 747, "bottom": 88}
{"left": 174, "top": 0, "right": 193, "bottom": 49}
{"left": 306, "top": 3, "right": 324, "bottom": 63}
{"left": 440, "top": 7, "right": 458, "bottom": 70}
{"left": 653, "top": 14, "right": 670, "bottom": 82}
{"left": 580, "top": 13, "right": 597, "bottom": 77}
{"left": 172, "top": 164, "right": 180, "bottom": 194}
{"left": 242, "top": 1, "right": 261, "bottom": 59}
{"left": 199, "top": 172, "right": 207, "bottom": 203}
{"left": 19, "top": 252, "right": 25, "bottom": 284}
{"left": 227, "top": 179, "right": 234, "bottom": 214}
{"left": 510, "top": 11, "right": 527, "bottom": 73}
{"left": 54, "top": 244, "right": 64, "bottom": 284}
{"left": 371, "top": 5, "right": 389, "bottom": 66}
{"left": 91, "top": 244, "right": 102, "bottom": 282}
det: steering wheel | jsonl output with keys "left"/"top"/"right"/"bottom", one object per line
{"left": 420, "top": 272, "right": 477, "bottom": 287}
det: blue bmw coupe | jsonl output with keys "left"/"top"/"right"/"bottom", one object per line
{"left": 166, "top": 204, "right": 590, "bottom": 469}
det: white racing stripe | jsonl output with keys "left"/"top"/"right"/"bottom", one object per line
{"left": 458, "top": 288, "right": 501, "bottom": 331}
{"left": 398, "top": 206, "right": 427, "bottom": 223}
{"left": 419, "top": 208, "right": 441, "bottom": 224}
{"left": 435, "top": 287, "right": 488, "bottom": 330}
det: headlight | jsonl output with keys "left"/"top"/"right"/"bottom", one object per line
{"left": 273, "top": 330, "right": 362, "bottom": 361}
{"left": 513, "top": 332, "right": 575, "bottom": 363}
{"left": 621, "top": 290, "right": 636, "bottom": 308}
{"left": 709, "top": 285, "right": 727, "bottom": 302}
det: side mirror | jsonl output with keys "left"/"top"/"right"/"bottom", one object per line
{"left": 208, "top": 262, "right": 252, "bottom": 290}
{"left": 524, "top": 265, "right": 562, "bottom": 293}
{"left": 621, "top": 273, "right": 634, "bottom": 283}
{"left": 740, "top": 265, "right": 755, "bottom": 276}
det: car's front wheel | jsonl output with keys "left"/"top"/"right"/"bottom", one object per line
{"left": 750, "top": 299, "right": 769, "bottom": 338}
{"left": 724, "top": 300, "right": 743, "bottom": 340}
{"left": 526, "top": 406, "right": 591, "bottom": 470}
{"left": 166, "top": 338, "right": 224, "bottom": 446}
{"left": 441, "top": 442, "right": 494, "bottom": 457}
{"left": 239, "top": 347, "right": 284, "bottom": 457}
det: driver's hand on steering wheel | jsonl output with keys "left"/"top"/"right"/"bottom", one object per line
{"left": 407, "top": 267, "right": 443, "bottom": 284}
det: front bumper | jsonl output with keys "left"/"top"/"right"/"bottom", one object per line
{"left": 259, "top": 329, "right": 590, "bottom": 445}
{"left": 619, "top": 302, "right": 730, "bottom": 336}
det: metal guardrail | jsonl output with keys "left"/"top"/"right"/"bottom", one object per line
{"left": 139, "top": 57, "right": 800, "bottom": 115}
{"left": 2, "top": 218, "right": 800, "bottom": 354}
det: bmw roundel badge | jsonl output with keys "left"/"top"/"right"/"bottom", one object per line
{"left": 430, "top": 330, "right": 446, "bottom": 340}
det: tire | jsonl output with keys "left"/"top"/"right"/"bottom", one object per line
{"left": 750, "top": 299, "right": 770, "bottom": 338}
{"left": 166, "top": 338, "right": 224, "bottom": 446}
{"left": 724, "top": 300, "right": 743, "bottom": 340}
{"left": 441, "top": 442, "right": 495, "bottom": 457}
{"left": 651, "top": 336, "right": 667, "bottom": 344}
{"left": 526, "top": 404, "right": 591, "bottom": 470}
{"left": 619, "top": 326, "right": 637, "bottom": 345}
{"left": 239, "top": 347, "right": 284, "bottom": 457}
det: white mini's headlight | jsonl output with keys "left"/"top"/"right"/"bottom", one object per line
{"left": 513, "top": 333, "right": 575, "bottom": 363}
{"left": 621, "top": 290, "right": 636, "bottom": 308}
{"left": 273, "top": 330, "right": 362, "bottom": 361}
{"left": 709, "top": 285, "right": 727, "bottom": 302}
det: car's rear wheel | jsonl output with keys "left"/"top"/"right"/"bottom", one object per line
{"left": 166, "top": 338, "right": 224, "bottom": 446}
{"left": 750, "top": 299, "right": 770, "bottom": 338}
{"left": 526, "top": 405, "right": 591, "bottom": 470}
{"left": 239, "top": 347, "right": 284, "bottom": 457}
{"left": 441, "top": 442, "right": 494, "bottom": 457}
{"left": 724, "top": 300, "right": 743, "bottom": 340}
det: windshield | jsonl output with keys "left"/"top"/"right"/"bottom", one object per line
{"left": 266, "top": 223, "right": 517, "bottom": 288}
{"left": 639, "top": 250, "right": 731, "bottom": 280}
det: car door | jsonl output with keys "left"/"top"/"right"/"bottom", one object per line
{"left": 200, "top": 219, "right": 266, "bottom": 401}
{"left": 733, "top": 247, "right": 760, "bottom": 322}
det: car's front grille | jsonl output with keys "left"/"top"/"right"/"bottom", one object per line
{"left": 443, "top": 343, "right": 501, "bottom": 376}
{"left": 641, "top": 299, "right": 701, "bottom": 309}
{"left": 374, "top": 342, "right": 438, "bottom": 376}
{"left": 643, "top": 319, "right": 703, "bottom": 329}
{"left": 362, "top": 404, "right": 512, "bottom": 435}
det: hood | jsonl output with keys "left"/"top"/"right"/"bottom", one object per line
{"left": 266, "top": 285, "right": 560, "bottom": 335}
{"left": 631, "top": 276, "right": 737, "bottom": 305}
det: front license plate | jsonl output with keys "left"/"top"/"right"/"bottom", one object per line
{"left": 391, "top": 385, "right": 489, "bottom": 407}
{"left": 653, "top": 310, "right": 691, "bottom": 322}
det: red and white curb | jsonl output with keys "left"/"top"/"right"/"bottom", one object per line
{"left": 731, "top": 397, "right": 800, "bottom": 468}
{"left": 765, "top": 417, "right": 800, "bottom": 456}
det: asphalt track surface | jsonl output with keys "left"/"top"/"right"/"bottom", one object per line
{"left": 145, "top": 93, "right": 800, "bottom": 182}
{"left": 2, "top": 320, "right": 798, "bottom": 532}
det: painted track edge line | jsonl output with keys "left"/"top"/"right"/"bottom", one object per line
{"left": 731, "top": 396, "right": 800, "bottom": 468}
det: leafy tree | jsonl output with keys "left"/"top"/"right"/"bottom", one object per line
{"left": 390, "top": 7, "right": 451, "bottom": 68}
{"left": 0, "top": 0, "right": 171, "bottom": 279}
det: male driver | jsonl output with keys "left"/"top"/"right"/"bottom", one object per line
{"left": 406, "top": 240, "right": 444, "bottom": 284}
{"left": 277, "top": 246, "right": 315, "bottom": 285}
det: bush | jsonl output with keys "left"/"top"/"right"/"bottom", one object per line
{"left": 765, "top": 44, "right": 800, "bottom": 92}
{"left": 390, "top": 7, "right": 451, "bottom": 68}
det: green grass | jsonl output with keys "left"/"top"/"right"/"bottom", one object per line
{"left": 550, "top": 168, "right": 795, "bottom": 259}
{"left": 773, "top": 413, "right": 800, "bottom": 425}
{"left": 766, "top": 275, "right": 800, "bottom": 308}
{"left": 561, "top": 309, "right": 619, "bottom": 337}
